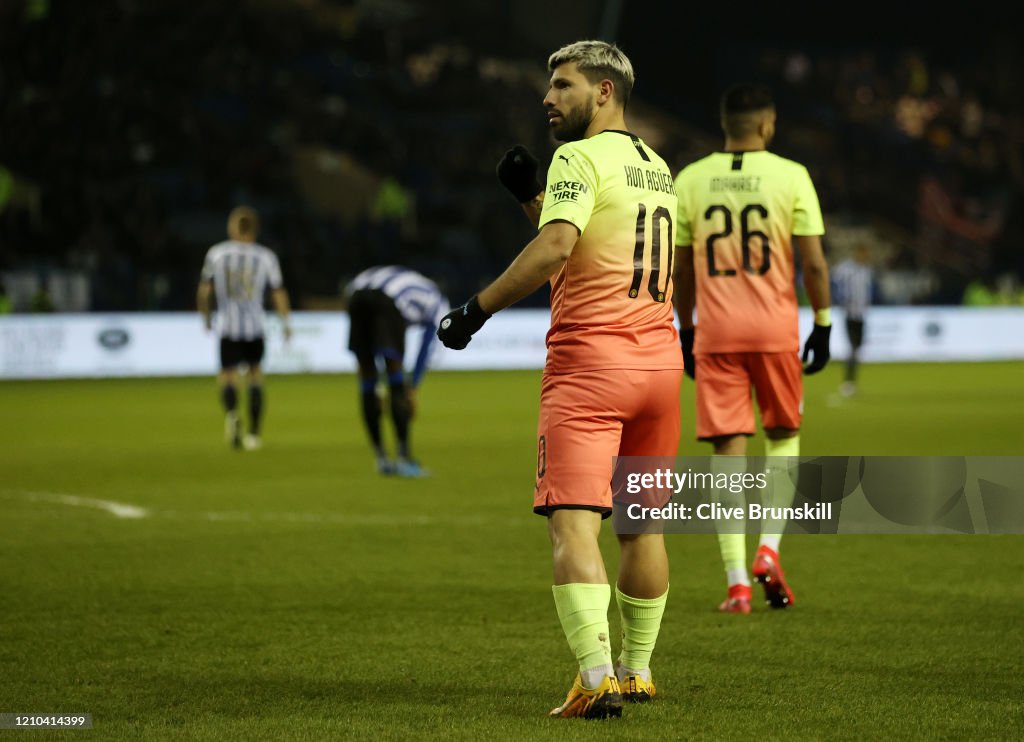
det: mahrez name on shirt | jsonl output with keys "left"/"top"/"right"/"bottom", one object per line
{"left": 709, "top": 176, "right": 762, "bottom": 192}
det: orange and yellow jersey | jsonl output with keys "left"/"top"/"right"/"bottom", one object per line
{"left": 674, "top": 150, "right": 824, "bottom": 354}
{"left": 538, "top": 130, "right": 683, "bottom": 373}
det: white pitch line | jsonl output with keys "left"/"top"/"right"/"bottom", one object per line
{"left": 3, "top": 490, "right": 150, "bottom": 519}
{"left": 160, "top": 510, "right": 488, "bottom": 527}
{"left": 3, "top": 490, "right": 497, "bottom": 527}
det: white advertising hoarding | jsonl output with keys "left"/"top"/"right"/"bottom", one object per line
{"left": 0, "top": 307, "right": 1022, "bottom": 379}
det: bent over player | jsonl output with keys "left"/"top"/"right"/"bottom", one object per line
{"left": 673, "top": 83, "right": 831, "bottom": 613}
{"left": 344, "top": 265, "right": 448, "bottom": 477}
{"left": 438, "top": 40, "right": 682, "bottom": 719}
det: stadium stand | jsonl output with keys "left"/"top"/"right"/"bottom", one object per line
{"left": 1, "top": 0, "right": 1020, "bottom": 311}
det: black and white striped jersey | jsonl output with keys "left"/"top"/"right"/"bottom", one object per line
{"left": 201, "top": 240, "right": 284, "bottom": 340}
{"left": 831, "top": 259, "right": 874, "bottom": 320}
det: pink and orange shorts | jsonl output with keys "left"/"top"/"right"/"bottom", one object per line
{"left": 533, "top": 368, "right": 682, "bottom": 517}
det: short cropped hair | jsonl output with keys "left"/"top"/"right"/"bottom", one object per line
{"left": 228, "top": 206, "right": 260, "bottom": 239}
{"left": 720, "top": 83, "right": 775, "bottom": 138}
{"left": 548, "top": 40, "right": 635, "bottom": 105}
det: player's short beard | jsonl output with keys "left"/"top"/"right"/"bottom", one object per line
{"left": 552, "top": 95, "right": 596, "bottom": 142}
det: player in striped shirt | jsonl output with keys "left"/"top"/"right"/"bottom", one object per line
{"left": 831, "top": 243, "right": 875, "bottom": 397}
{"left": 439, "top": 40, "right": 681, "bottom": 718}
{"left": 673, "top": 84, "right": 832, "bottom": 614}
{"left": 344, "top": 265, "right": 448, "bottom": 478}
{"left": 197, "top": 206, "right": 292, "bottom": 450}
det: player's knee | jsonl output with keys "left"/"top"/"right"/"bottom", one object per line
{"left": 616, "top": 531, "right": 666, "bottom": 550}
{"left": 548, "top": 509, "right": 602, "bottom": 543}
{"left": 710, "top": 434, "right": 747, "bottom": 455}
{"left": 386, "top": 369, "right": 408, "bottom": 405}
{"left": 764, "top": 427, "right": 799, "bottom": 440}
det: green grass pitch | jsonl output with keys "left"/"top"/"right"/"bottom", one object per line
{"left": 2, "top": 362, "right": 1023, "bottom": 740}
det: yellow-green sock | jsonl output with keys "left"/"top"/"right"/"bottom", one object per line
{"left": 615, "top": 586, "right": 668, "bottom": 675}
{"left": 717, "top": 532, "right": 747, "bottom": 586}
{"left": 761, "top": 436, "right": 800, "bottom": 552}
{"left": 713, "top": 455, "right": 749, "bottom": 586}
{"left": 552, "top": 583, "right": 613, "bottom": 682}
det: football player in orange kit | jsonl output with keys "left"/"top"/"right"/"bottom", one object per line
{"left": 673, "top": 83, "right": 832, "bottom": 614}
{"left": 439, "top": 40, "right": 682, "bottom": 719}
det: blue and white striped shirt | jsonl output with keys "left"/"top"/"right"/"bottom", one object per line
{"left": 201, "top": 240, "right": 284, "bottom": 340}
{"left": 345, "top": 266, "right": 449, "bottom": 386}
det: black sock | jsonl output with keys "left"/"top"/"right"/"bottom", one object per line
{"left": 389, "top": 381, "right": 411, "bottom": 459}
{"left": 249, "top": 386, "right": 263, "bottom": 435}
{"left": 846, "top": 355, "right": 858, "bottom": 383}
{"left": 221, "top": 384, "right": 238, "bottom": 413}
{"left": 360, "top": 380, "right": 384, "bottom": 455}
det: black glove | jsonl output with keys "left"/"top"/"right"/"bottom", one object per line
{"left": 496, "top": 145, "right": 542, "bottom": 203}
{"left": 437, "top": 296, "right": 492, "bottom": 350}
{"left": 680, "top": 327, "right": 696, "bottom": 379}
{"left": 802, "top": 323, "right": 831, "bottom": 374}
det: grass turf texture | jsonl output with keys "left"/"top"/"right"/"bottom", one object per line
{"left": 2, "top": 363, "right": 1023, "bottom": 740}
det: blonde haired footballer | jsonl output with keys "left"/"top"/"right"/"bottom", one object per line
{"left": 673, "top": 83, "right": 832, "bottom": 614}
{"left": 197, "top": 206, "right": 292, "bottom": 451}
{"left": 438, "top": 40, "right": 682, "bottom": 719}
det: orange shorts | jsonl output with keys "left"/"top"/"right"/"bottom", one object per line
{"left": 534, "top": 368, "right": 682, "bottom": 517}
{"left": 695, "top": 352, "right": 803, "bottom": 441}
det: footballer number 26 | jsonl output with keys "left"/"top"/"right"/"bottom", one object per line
{"left": 704, "top": 203, "right": 771, "bottom": 277}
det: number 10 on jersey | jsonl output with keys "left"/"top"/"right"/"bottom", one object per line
{"left": 629, "top": 203, "right": 674, "bottom": 302}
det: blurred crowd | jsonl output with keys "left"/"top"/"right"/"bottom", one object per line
{"left": 753, "top": 42, "right": 1023, "bottom": 304}
{"left": 1, "top": 0, "right": 1021, "bottom": 311}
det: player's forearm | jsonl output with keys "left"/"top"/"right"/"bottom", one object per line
{"left": 672, "top": 245, "right": 696, "bottom": 328}
{"left": 802, "top": 262, "right": 831, "bottom": 314}
{"left": 477, "top": 232, "right": 572, "bottom": 314}
{"left": 196, "top": 283, "right": 211, "bottom": 318}
{"left": 272, "top": 289, "right": 292, "bottom": 324}
{"left": 411, "top": 326, "right": 434, "bottom": 388}
{"left": 795, "top": 236, "right": 831, "bottom": 314}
